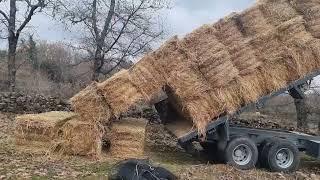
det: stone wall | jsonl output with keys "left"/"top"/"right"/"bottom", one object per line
{"left": 0, "top": 92, "right": 71, "bottom": 113}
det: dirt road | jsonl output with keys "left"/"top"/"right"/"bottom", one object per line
{"left": 0, "top": 113, "right": 319, "bottom": 179}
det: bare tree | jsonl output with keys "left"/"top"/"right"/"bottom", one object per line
{"left": 0, "top": 0, "right": 50, "bottom": 91}
{"left": 54, "top": 0, "right": 169, "bottom": 81}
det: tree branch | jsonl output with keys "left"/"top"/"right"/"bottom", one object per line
{"left": 91, "top": 0, "right": 99, "bottom": 42}
{"left": 99, "top": 0, "right": 116, "bottom": 45}
{"left": 24, "top": 0, "right": 32, "bottom": 7}
{"left": 0, "top": 18, "right": 9, "bottom": 27}
{"left": 16, "top": 0, "right": 45, "bottom": 35}
{"left": 0, "top": 10, "right": 9, "bottom": 22}
{"left": 104, "top": 0, "right": 144, "bottom": 54}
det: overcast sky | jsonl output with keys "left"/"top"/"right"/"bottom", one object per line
{"left": 0, "top": 0, "right": 255, "bottom": 49}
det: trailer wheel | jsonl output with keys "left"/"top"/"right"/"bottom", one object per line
{"left": 200, "top": 142, "right": 225, "bottom": 163}
{"left": 259, "top": 138, "right": 281, "bottom": 168}
{"left": 265, "top": 139, "right": 300, "bottom": 172}
{"left": 225, "top": 137, "right": 258, "bottom": 170}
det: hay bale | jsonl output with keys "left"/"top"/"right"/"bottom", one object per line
{"left": 228, "top": 43, "right": 262, "bottom": 76}
{"left": 240, "top": 4, "right": 273, "bottom": 36}
{"left": 97, "top": 70, "right": 145, "bottom": 117}
{"left": 14, "top": 139, "right": 53, "bottom": 153}
{"left": 213, "top": 13, "right": 244, "bottom": 45}
{"left": 200, "top": 58, "right": 240, "bottom": 87}
{"left": 59, "top": 119, "right": 103, "bottom": 157}
{"left": 213, "top": 13, "right": 262, "bottom": 76}
{"left": 308, "top": 39, "right": 320, "bottom": 68}
{"left": 70, "top": 82, "right": 111, "bottom": 123}
{"left": 259, "top": 0, "right": 298, "bottom": 26}
{"left": 276, "top": 16, "right": 311, "bottom": 42}
{"left": 289, "top": 0, "right": 320, "bottom": 38}
{"left": 109, "top": 118, "right": 147, "bottom": 159}
{"left": 260, "top": 64, "right": 290, "bottom": 91}
{"left": 129, "top": 55, "right": 167, "bottom": 102}
{"left": 181, "top": 25, "right": 223, "bottom": 60}
{"left": 166, "top": 85, "right": 219, "bottom": 136}
{"left": 180, "top": 25, "right": 241, "bottom": 85}
{"left": 167, "top": 65, "right": 211, "bottom": 100}
{"left": 15, "top": 111, "right": 76, "bottom": 142}
{"left": 275, "top": 16, "right": 318, "bottom": 79}
{"left": 211, "top": 83, "right": 244, "bottom": 114}
{"left": 165, "top": 65, "right": 226, "bottom": 135}
{"left": 152, "top": 36, "right": 184, "bottom": 74}
{"left": 248, "top": 29, "right": 294, "bottom": 88}
{"left": 237, "top": 72, "right": 266, "bottom": 104}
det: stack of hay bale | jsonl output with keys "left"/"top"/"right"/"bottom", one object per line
{"left": 109, "top": 118, "right": 148, "bottom": 159}
{"left": 67, "top": 70, "right": 151, "bottom": 158}
{"left": 15, "top": 111, "right": 104, "bottom": 158}
{"left": 15, "top": 111, "right": 76, "bottom": 149}
{"left": 18, "top": 0, "right": 320, "bottom": 157}
{"left": 59, "top": 119, "right": 103, "bottom": 157}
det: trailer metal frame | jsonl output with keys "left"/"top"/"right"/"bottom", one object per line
{"left": 176, "top": 70, "right": 320, "bottom": 161}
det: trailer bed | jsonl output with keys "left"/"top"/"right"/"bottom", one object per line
{"left": 169, "top": 69, "right": 320, "bottom": 144}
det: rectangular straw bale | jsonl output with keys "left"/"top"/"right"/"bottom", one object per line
{"left": 70, "top": 82, "right": 111, "bottom": 123}
{"left": 166, "top": 84, "right": 221, "bottom": 136}
{"left": 213, "top": 13, "right": 244, "bottom": 45}
{"left": 201, "top": 59, "right": 240, "bottom": 88}
{"left": 210, "top": 83, "right": 244, "bottom": 114}
{"left": 308, "top": 39, "right": 320, "bottom": 68}
{"left": 259, "top": 63, "right": 291, "bottom": 91}
{"left": 289, "top": 0, "right": 320, "bottom": 38}
{"left": 166, "top": 64, "right": 223, "bottom": 134}
{"left": 275, "top": 16, "right": 318, "bottom": 78}
{"left": 109, "top": 118, "right": 147, "bottom": 159}
{"left": 249, "top": 28, "right": 280, "bottom": 56}
{"left": 276, "top": 16, "right": 312, "bottom": 42}
{"left": 180, "top": 27, "right": 240, "bottom": 80}
{"left": 183, "top": 20, "right": 243, "bottom": 86}
{"left": 180, "top": 25, "right": 224, "bottom": 59}
{"left": 129, "top": 55, "right": 167, "bottom": 102}
{"left": 248, "top": 31, "right": 293, "bottom": 89}
{"left": 151, "top": 36, "right": 185, "bottom": 74}
{"left": 237, "top": 72, "right": 266, "bottom": 104}
{"left": 212, "top": 13, "right": 262, "bottom": 76}
{"left": 239, "top": 4, "right": 273, "bottom": 36}
{"left": 168, "top": 66, "right": 211, "bottom": 100}
{"left": 179, "top": 25, "right": 244, "bottom": 87}
{"left": 196, "top": 50, "right": 230, "bottom": 71}
{"left": 228, "top": 43, "right": 262, "bottom": 75}
{"left": 59, "top": 119, "right": 103, "bottom": 157}
{"left": 259, "top": 0, "right": 298, "bottom": 26}
{"left": 15, "top": 111, "right": 76, "bottom": 142}
{"left": 284, "top": 40, "right": 318, "bottom": 78}
{"left": 97, "top": 70, "right": 145, "bottom": 117}
{"left": 14, "top": 138, "right": 53, "bottom": 151}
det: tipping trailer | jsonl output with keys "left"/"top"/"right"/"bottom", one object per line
{"left": 155, "top": 70, "right": 320, "bottom": 172}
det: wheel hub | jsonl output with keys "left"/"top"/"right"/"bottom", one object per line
{"left": 275, "top": 148, "right": 294, "bottom": 169}
{"left": 232, "top": 144, "right": 252, "bottom": 166}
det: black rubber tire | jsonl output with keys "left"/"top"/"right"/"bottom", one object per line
{"left": 200, "top": 142, "right": 220, "bottom": 153}
{"left": 225, "top": 137, "right": 258, "bottom": 170}
{"left": 259, "top": 138, "right": 281, "bottom": 168}
{"left": 200, "top": 142, "right": 225, "bottom": 163}
{"left": 265, "top": 139, "right": 300, "bottom": 172}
